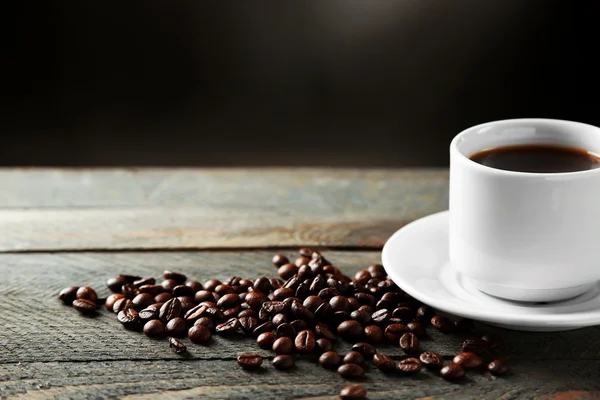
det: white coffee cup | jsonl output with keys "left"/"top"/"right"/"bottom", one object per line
{"left": 449, "top": 118, "right": 600, "bottom": 302}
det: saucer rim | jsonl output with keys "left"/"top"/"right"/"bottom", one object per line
{"left": 382, "top": 210, "right": 600, "bottom": 328}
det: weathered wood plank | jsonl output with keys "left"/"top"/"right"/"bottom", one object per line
{"left": 1, "top": 359, "right": 599, "bottom": 399}
{"left": 1, "top": 251, "right": 599, "bottom": 366}
{"left": 0, "top": 168, "right": 447, "bottom": 251}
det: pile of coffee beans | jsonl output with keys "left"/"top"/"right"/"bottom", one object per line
{"left": 59, "top": 248, "right": 510, "bottom": 397}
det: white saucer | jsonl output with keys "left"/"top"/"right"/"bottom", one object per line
{"left": 382, "top": 211, "right": 600, "bottom": 332}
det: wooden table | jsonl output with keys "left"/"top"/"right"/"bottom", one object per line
{"left": 1, "top": 168, "right": 599, "bottom": 399}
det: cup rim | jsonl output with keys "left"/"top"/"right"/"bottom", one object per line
{"left": 450, "top": 118, "right": 600, "bottom": 178}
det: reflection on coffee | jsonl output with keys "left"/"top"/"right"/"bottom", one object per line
{"left": 469, "top": 144, "right": 600, "bottom": 173}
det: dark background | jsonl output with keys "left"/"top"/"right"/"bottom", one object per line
{"left": 2, "top": 1, "right": 597, "bottom": 167}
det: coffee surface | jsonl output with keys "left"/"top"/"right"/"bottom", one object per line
{"left": 469, "top": 144, "right": 600, "bottom": 173}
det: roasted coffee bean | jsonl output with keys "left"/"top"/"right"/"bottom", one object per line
{"left": 276, "top": 323, "right": 296, "bottom": 338}
{"left": 376, "top": 299, "right": 394, "bottom": 311}
{"left": 238, "top": 308, "right": 257, "bottom": 318}
{"left": 72, "top": 299, "right": 97, "bottom": 314}
{"left": 58, "top": 286, "right": 79, "bottom": 305}
{"left": 440, "top": 363, "right": 465, "bottom": 380}
{"left": 416, "top": 305, "right": 435, "bottom": 323}
{"left": 173, "top": 285, "right": 194, "bottom": 298}
{"left": 462, "top": 337, "right": 489, "bottom": 355}
{"left": 139, "top": 304, "right": 161, "bottom": 321}
{"left": 343, "top": 351, "right": 364, "bottom": 365}
{"left": 407, "top": 321, "right": 426, "bottom": 337}
{"left": 431, "top": 315, "right": 454, "bottom": 333}
{"left": 295, "top": 330, "right": 316, "bottom": 353}
{"left": 318, "top": 287, "right": 339, "bottom": 300}
{"left": 314, "top": 322, "right": 335, "bottom": 340}
{"left": 399, "top": 332, "right": 419, "bottom": 353}
{"left": 268, "top": 277, "right": 283, "bottom": 290}
{"left": 105, "top": 293, "right": 124, "bottom": 311}
{"left": 204, "top": 279, "right": 222, "bottom": 292}
{"left": 332, "top": 311, "right": 351, "bottom": 327}
{"left": 194, "top": 290, "right": 215, "bottom": 304}
{"left": 212, "top": 284, "right": 233, "bottom": 296}
{"left": 316, "top": 338, "right": 333, "bottom": 353}
{"left": 76, "top": 286, "right": 98, "bottom": 303}
{"left": 272, "top": 254, "right": 289, "bottom": 267}
{"left": 488, "top": 359, "right": 510, "bottom": 375}
{"left": 272, "top": 354, "right": 295, "bottom": 370}
{"left": 340, "top": 385, "right": 367, "bottom": 400}
{"left": 397, "top": 357, "right": 422, "bottom": 375}
{"left": 337, "top": 363, "right": 364, "bottom": 379}
{"left": 222, "top": 304, "right": 241, "bottom": 319}
{"left": 302, "top": 295, "right": 323, "bottom": 311}
{"left": 253, "top": 321, "right": 274, "bottom": 336}
{"left": 290, "top": 319, "right": 308, "bottom": 332}
{"left": 278, "top": 264, "right": 298, "bottom": 280}
{"left": 371, "top": 309, "right": 391, "bottom": 325}
{"left": 309, "top": 275, "right": 326, "bottom": 294}
{"left": 262, "top": 301, "right": 287, "bottom": 315}
{"left": 319, "top": 351, "right": 342, "bottom": 370}
{"left": 368, "top": 264, "right": 387, "bottom": 280}
{"left": 132, "top": 293, "right": 154, "bottom": 311}
{"left": 350, "top": 310, "right": 372, "bottom": 326}
{"left": 337, "top": 320, "right": 363, "bottom": 341}
{"left": 453, "top": 352, "right": 483, "bottom": 369}
{"left": 194, "top": 317, "right": 215, "bottom": 332}
{"left": 392, "top": 306, "right": 415, "bottom": 322}
{"left": 138, "top": 284, "right": 164, "bottom": 296}
{"left": 117, "top": 307, "right": 140, "bottom": 329}
{"left": 455, "top": 318, "right": 475, "bottom": 332}
{"left": 295, "top": 256, "right": 310, "bottom": 267}
{"left": 163, "top": 270, "right": 186, "bottom": 284}
{"left": 420, "top": 351, "right": 444, "bottom": 369}
{"left": 186, "top": 280, "right": 203, "bottom": 293}
{"left": 297, "top": 265, "right": 314, "bottom": 280}
{"left": 239, "top": 316, "right": 259, "bottom": 334}
{"left": 354, "top": 293, "right": 376, "bottom": 307}
{"left": 271, "top": 313, "right": 287, "bottom": 327}
{"left": 314, "top": 302, "right": 333, "bottom": 321}
{"left": 291, "top": 301, "right": 313, "bottom": 321}
{"left": 107, "top": 276, "right": 127, "bottom": 293}
{"left": 351, "top": 342, "right": 376, "bottom": 360}
{"left": 169, "top": 337, "right": 187, "bottom": 354}
{"left": 159, "top": 298, "right": 182, "bottom": 322}
{"left": 216, "top": 318, "right": 240, "bottom": 334}
{"left": 256, "top": 332, "right": 277, "bottom": 349}
{"left": 384, "top": 323, "right": 409, "bottom": 342}
{"left": 364, "top": 325, "right": 383, "bottom": 344}
{"left": 347, "top": 297, "right": 360, "bottom": 311}
{"left": 120, "top": 274, "right": 142, "bottom": 283}
{"left": 373, "top": 353, "right": 396, "bottom": 373}
{"left": 298, "top": 247, "right": 313, "bottom": 257}
{"left": 481, "top": 333, "right": 504, "bottom": 349}
{"left": 273, "top": 336, "right": 294, "bottom": 354}
{"left": 237, "top": 353, "right": 263, "bottom": 370}
{"left": 166, "top": 317, "right": 188, "bottom": 337}
{"left": 245, "top": 292, "right": 266, "bottom": 310}
{"left": 354, "top": 270, "right": 371, "bottom": 285}
{"left": 330, "top": 296, "right": 350, "bottom": 313}
{"left": 113, "top": 298, "right": 133, "bottom": 313}
{"left": 357, "top": 305, "right": 374, "bottom": 315}
{"left": 188, "top": 325, "right": 212, "bottom": 344}
{"left": 184, "top": 304, "right": 208, "bottom": 322}
{"left": 282, "top": 297, "right": 300, "bottom": 309}
{"left": 133, "top": 277, "right": 155, "bottom": 288}
{"left": 154, "top": 292, "right": 173, "bottom": 303}
{"left": 144, "top": 319, "right": 166, "bottom": 338}
{"left": 162, "top": 279, "right": 178, "bottom": 292}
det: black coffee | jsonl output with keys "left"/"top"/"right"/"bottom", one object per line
{"left": 470, "top": 144, "right": 600, "bottom": 173}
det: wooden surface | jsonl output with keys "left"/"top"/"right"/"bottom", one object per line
{"left": 0, "top": 168, "right": 599, "bottom": 399}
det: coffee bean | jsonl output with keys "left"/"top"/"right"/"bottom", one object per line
{"left": 309, "top": 275, "right": 326, "bottom": 294}
{"left": 272, "top": 254, "right": 289, "bottom": 267}
{"left": 204, "top": 279, "right": 222, "bottom": 292}
{"left": 316, "top": 338, "right": 332, "bottom": 353}
{"left": 314, "top": 302, "right": 333, "bottom": 321}
{"left": 371, "top": 309, "right": 390, "bottom": 325}
{"left": 373, "top": 353, "right": 396, "bottom": 373}
{"left": 253, "top": 321, "right": 274, "bottom": 336}
{"left": 278, "top": 264, "right": 298, "bottom": 280}
{"left": 376, "top": 299, "right": 394, "bottom": 311}
{"left": 340, "top": 385, "right": 367, "bottom": 400}
{"left": 216, "top": 318, "right": 240, "bottom": 334}
{"left": 107, "top": 276, "right": 127, "bottom": 293}
{"left": 488, "top": 359, "right": 510, "bottom": 376}
{"left": 120, "top": 274, "right": 142, "bottom": 283}
{"left": 350, "top": 310, "right": 372, "bottom": 326}
{"left": 105, "top": 294, "right": 124, "bottom": 311}
{"left": 161, "top": 279, "right": 178, "bottom": 292}
{"left": 194, "top": 290, "right": 215, "bottom": 304}
{"left": 440, "top": 363, "right": 465, "bottom": 380}
{"left": 399, "top": 332, "right": 419, "bottom": 353}
{"left": 364, "top": 325, "right": 383, "bottom": 344}
{"left": 238, "top": 309, "right": 257, "bottom": 318}
{"left": 354, "top": 293, "right": 376, "bottom": 307}
{"left": 132, "top": 293, "right": 154, "bottom": 311}
{"left": 337, "top": 363, "right": 364, "bottom": 379}
{"left": 291, "top": 301, "right": 314, "bottom": 321}
{"left": 276, "top": 323, "right": 296, "bottom": 338}
{"left": 300, "top": 295, "right": 321, "bottom": 312}
{"left": 76, "top": 286, "right": 98, "bottom": 303}
{"left": 392, "top": 306, "right": 415, "bottom": 322}
{"left": 163, "top": 270, "right": 186, "bottom": 284}
{"left": 133, "top": 277, "right": 155, "bottom": 288}
{"left": 272, "top": 354, "right": 295, "bottom": 370}
{"left": 416, "top": 305, "right": 435, "bottom": 323}
{"left": 166, "top": 317, "right": 188, "bottom": 337}
{"left": 245, "top": 292, "right": 267, "bottom": 310}
{"left": 173, "top": 285, "right": 194, "bottom": 298}
{"left": 290, "top": 319, "right": 308, "bottom": 332}
{"left": 462, "top": 337, "right": 489, "bottom": 355}
{"left": 138, "top": 284, "right": 164, "bottom": 297}
{"left": 431, "top": 315, "right": 454, "bottom": 333}
{"left": 330, "top": 296, "right": 350, "bottom": 313}
{"left": 186, "top": 280, "right": 203, "bottom": 293}
{"left": 294, "top": 330, "right": 316, "bottom": 353}
{"left": 194, "top": 317, "right": 215, "bottom": 332}
{"left": 113, "top": 298, "right": 133, "bottom": 313}
{"left": 271, "top": 313, "right": 287, "bottom": 327}
{"left": 347, "top": 297, "right": 360, "bottom": 311}
{"left": 58, "top": 286, "right": 79, "bottom": 305}
{"left": 313, "top": 323, "right": 334, "bottom": 341}
{"left": 117, "top": 307, "right": 140, "bottom": 329}
{"left": 154, "top": 292, "right": 173, "bottom": 303}
{"left": 237, "top": 353, "right": 263, "bottom": 370}
{"left": 407, "top": 321, "right": 426, "bottom": 337}
{"left": 273, "top": 336, "right": 294, "bottom": 354}
{"left": 481, "top": 333, "right": 504, "bottom": 349}
{"left": 72, "top": 299, "right": 97, "bottom": 314}
{"left": 397, "top": 357, "right": 422, "bottom": 375}
{"left": 214, "top": 284, "right": 235, "bottom": 295}
{"left": 318, "top": 287, "right": 339, "bottom": 300}
{"left": 159, "top": 298, "right": 182, "bottom": 322}
{"left": 343, "top": 351, "right": 364, "bottom": 365}
{"left": 384, "top": 323, "right": 409, "bottom": 342}
{"left": 188, "top": 325, "right": 212, "bottom": 344}
{"left": 256, "top": 332, "right": 277, "bottom": 349}
{"left": 354, "top": 270, "right": 371, "bottom": 285}
{"left": 420, "top": 351, "right": 444, "bottom": 369}
{"left": 351, "top": 343, "right": 376, "bottom": 360}
{"left": 168, "top": 337, "right": 187, "bottom": 354}
{"left": 337, "top": 320, "right": 363, "bottom": 341}
{"left": 295, "top": 256, "right": 310, "bottom": 267}
{"left": 368, "top": 264, "right": 387, "bottom": 280}
{"left": 319, "top": 351, "right": 342, "bottom": 370}
{"left": 184, "top": 304, "right": 208, "bottom": 323}
{"left": 453, "top": 352, "right": 483, "bottom": 369}
{"left": 215, "top": 293, "right": 238, "bottom": 309}
{"left": 222, "top": 304, "right": 241, "bottom": 319}
{"left": 143, "top": 319, "right": 166, "bottom": 338}
{"left": 262, "top": 301, "right": 287, "bottom": 315}
{"left": 139, "top": 304, "right": 161, "bottom": 321}
{"left": 237, "top": 316, "right": 258, "bottom": 334}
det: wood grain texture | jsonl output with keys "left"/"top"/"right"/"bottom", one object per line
{"left": 1, "top": 251, "right": 600, "bottom": 399}
{"left": 0, "top": 168, "right": 448, "bottom": 251}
